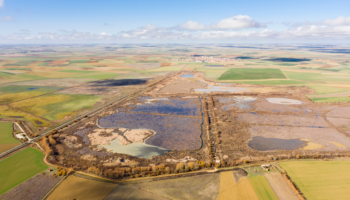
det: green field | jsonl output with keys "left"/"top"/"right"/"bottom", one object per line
{"left": 306, "top": 84, "right": 349, "bottom": 95}
{"left": 0, "top": 148, "right": 48, "bottom": 195}
{"left": 229, "top": 80, "right": 304, "bottom": 85}
{"left": 283, "top": 71, "right": 324, "bottom": 81}
{"left": 249, "top": 176, "right": 278, "bottom": 200}
{"left": 0, "top": 122, "right": 20, "bottom": 153}
{"left": 280, "top": 161, "right": 350, "bottom": 200}
{"left": 11, "top": 94, "right": 103, "bottom": 121}
{"left": 218, "top": 68, "right": 286, "bottom": 80}
{"left": 0, "top": 122, "right": 17, "bottom": 144}
{"left": 309, "top": 96, "right": 350, "bottom": 103}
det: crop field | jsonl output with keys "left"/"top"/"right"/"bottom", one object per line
{"left": 0, "top": 122, "right": 20, "bottom": 153}
{"left": 218, "top": 68, "right": 286, "bottom": 80}
{"left": 132, "top": 173, "right": 220, "bottom": 200}
{"left": 47, "top": 175, "right": 116, "bottom": 200}
{"left": 0, "top": 148, "right": 47, "bottom": 195}
{"left": 280, "top": 161, "right": 350, "bottom": 200}
{"left": 249, "top": 176, "right": 278, "bottom": 200}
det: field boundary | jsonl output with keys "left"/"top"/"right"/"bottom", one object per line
{"left": 41, "top": 175, "right": 67, "bottom": 200}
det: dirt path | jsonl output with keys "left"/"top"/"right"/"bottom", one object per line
{"left": 265, "top": 172, "right": 298, "bottom": 200}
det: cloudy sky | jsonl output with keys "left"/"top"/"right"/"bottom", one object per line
{"left": 0, "top": 0, "right": 350, "bottom": 43}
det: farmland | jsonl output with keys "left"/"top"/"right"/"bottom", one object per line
{"left": 280, "top": 160, "right": 350, "bottom": 200}
{"left": 46, "top": 175, "right": 116, "bottom": 200}
{"left": 0, "top": 148, "right": 47, "bottom": 195}
{"left": 0, "top": 44, "right": 350, "bottom": 199}
{"left": 218, "top": 68, "right": 286, "bottom": 80}
{"left": 0, "top": 122, "right": 20, "bottom": 153}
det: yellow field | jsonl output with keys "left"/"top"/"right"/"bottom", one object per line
{"left": 280, "top": 161, "right": 350, "bottom": 200}
{"left": 217, "top": 171, "right": 259, "bottom": 200}
{"left": 237, "top": 177, "right": 259, "bottom": 200}
{"left": 47, "top": 175, "right": 116, "bottom": 200}
{"left": 217, "top": 171, "right": 237, "bottom": 200}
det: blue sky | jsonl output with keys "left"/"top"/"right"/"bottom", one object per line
{"left": 1, "top": 0, "right": 350, "bottom": 43}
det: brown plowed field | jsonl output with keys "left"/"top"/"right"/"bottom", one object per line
{"left": 265, "top": 172, "right": 298, "bottom": 200}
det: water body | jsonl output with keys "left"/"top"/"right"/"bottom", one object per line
{"left": 102, "top": 139, "right": 168, "bottom": 159}
{"left": 194, "top": 85, "right": 248, "bottom": 93}
{"left": 129, "top": 97, "right": 200, "bottom": 116}
{"left": 248, "top": 136, "right": 307, "bottom": 151}
{"left": 217, "top": 96, "right": 257, "bottom": 111}
{"left": 266, "top": 98, "right": 302, "bottom": 105}
{"left": 99, "top": 112, "right": 202, "bottom": 150}
{"left": 180, "top": 73, "right": 195, "bottom": 78}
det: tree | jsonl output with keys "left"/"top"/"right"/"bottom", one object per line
{"left": 188, "top": 162, "right": 195, "bottom": 171}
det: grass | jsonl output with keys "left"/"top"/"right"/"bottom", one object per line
{"left": 0, "top": 72, "right": 12, "bottom": 77}
{"left": 0, "top": 122, "right": 20, "bottom": 153}
{"left": 0, "top": 148, "right": 47, "bottom": 195}
{"left": 148, "top": 66, "right": 183, "bottom": 71}
{"left": 0, "top": 105, "right": 51, "bottom": 127}
{"left": 309, "top": 96, "right": 350, "bottom": 103}
{"left": 47, "top": 175, "right": 116, "bottom": 200}
{"left": 249, "top": 176, "right": 278, "bottom": 200}
{"left": 228, "top": 80, "right": 304, "bottom": 85}
{"left": 280, "top": 160, "right": 350, "bottom": 200}
{"left": 69, "top": 60, "right": 89, "bottom": 64}
{"left": 218, "top": 68, "right": 286, "bottom": 80}
{"left": 59, "top": 70, "right": 97, "bottom": 73}
{"left": 283, "top": 71, "right": 324, "bottom": 81}
{"left": 11, "top": 94, "right": 103, "bottom": 121}
{"left": 306, "top": 84, "right": 349, "bottom": 95}
{"left": 0, "top": 122, "right": 18, "bottom": 144}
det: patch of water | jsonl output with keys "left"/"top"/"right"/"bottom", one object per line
{"left": 129, "top": 97, "right": 200, "bottom": 116}
{"left": 101, "top": 139, "right": 168, "bottom": 159}
{"left": 99, "top": 112, "right": 202, "bottom": 150}
{"left": 194, "top": 85, "right": 248, "bottom": 93}
{"left": 248, "top": 136, "right": 307, "bottom": 151}
{"left": 217, "top": 96, "right": 257, "bottom": 111}
{"left": 266, "top": 98, "right": 302, "bottom": 105}
{"left": 180, "top": 73, "right": 195, "bottom": 78}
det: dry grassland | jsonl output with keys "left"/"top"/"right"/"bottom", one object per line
{"left": 47, "top": 175, "right": 116, "bottom": 200}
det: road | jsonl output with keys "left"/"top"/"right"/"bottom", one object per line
{"left": 0, "top": 73, "right": 175, "bottom": 159}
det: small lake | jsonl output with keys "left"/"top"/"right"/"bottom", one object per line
{"left": 266, "top": 98, "right": 302, "bottom": 105}
{"left": 194, "top": 85, "right": 248, "bottom": 93}
{"left": 101, "top": 139, "right": 168, "bottom": 159}
{"left": 217, "top": 96, "right": 257, "bottom": 111}
{"left": 180, "top": 73, "right": 195, "bottom": 78}
{"left": 248, "top": 136, "right": 307, "bottom": 151}
{"left": 128, "top": 97, "right": 200, "bottom": 116}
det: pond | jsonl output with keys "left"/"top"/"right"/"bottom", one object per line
{"left": 101, "top": 139, "right": 168, "bottom": 159}
{"left": 99, "top": 112, "right": 202, "bottom": 150}
{"left": 217, "top": 96, "right": 257, "bottom": 111}
{"left": 127, "top": 97, "right": 200, "bottom": 116}
{"left": 180, "top": 73, "right": 195, "bottom": 78}
{"left": 248, "top": 136, "right": 307, "bottom": 151}
{"left": 194, "top": 85, "right": 249, "bottom": 93}
{"left": 266, "top": 98, "right": 302, "bottom": 105}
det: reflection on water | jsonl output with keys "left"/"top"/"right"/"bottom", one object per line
{"left": 217, "top": 96, "right": 257, "bottom": 111}
{"left": 180, "top": 73, "right": 195, "bottom": 78}
{"left": 101, "top": 139, "right": 168, "bottom": 158}
{"left": 248, "top": 136, "right": 307, "bottom": 151}
{"left": 194, "top": 85, "right": 248, "bottom": 93}
{"left": 130, "top": 97, "right": 200, "bottom": 116}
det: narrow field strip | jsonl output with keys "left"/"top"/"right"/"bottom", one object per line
{"left": 249, "top": 176, "right": 278, "bottom": 200}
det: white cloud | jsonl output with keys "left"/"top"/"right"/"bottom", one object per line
{"left": 181, "top": 21, "right": 206, "bottom": 30}
{"left": 0, "top": 0, "right": 4, "bottom": 8}
{"left": 0, "top": 16, "right": 15, "bottom": 22}
{"left": 211, "top": 15, "right": 265, "bottom": 29}
{"left": 323, "top": 16, "right": 350, "bottom": 26}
